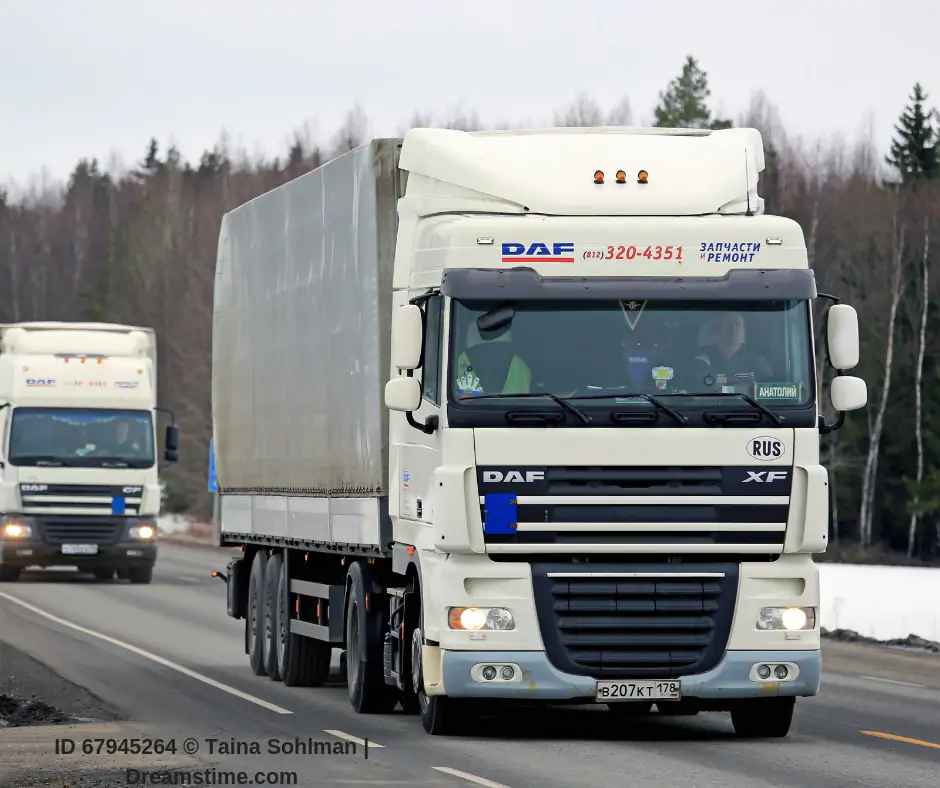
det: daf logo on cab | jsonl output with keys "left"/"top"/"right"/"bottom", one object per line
{"left": 501, "top": 242, "right": 575, "bottom": 263}
{"left": 483, "top": 470, "right": 545, "bottom": 483}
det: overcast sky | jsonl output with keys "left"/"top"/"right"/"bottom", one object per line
{"left": 1, "top": 0, "right": 937, "bottom": 188}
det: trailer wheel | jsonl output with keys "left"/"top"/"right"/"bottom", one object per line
{"left": 730, "top": 697, "right": 795, "bottom": 738}
{"left": 262, "top": 552, "right": 282, "bottom": 680}
{"left": 345, "top": 562, "right": 397, "bottom": 713}
{"left": 277, "top": 561, "right": 331, "bottom": 687}
{"left": 246, "top": 550, "right": 267, "bottom": 676}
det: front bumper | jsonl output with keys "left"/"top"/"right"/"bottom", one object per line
{"left": 439, "top": 648, "right": 821, "bottom": 702}
{"left": 0, "top": 516, "right": 157, "bottom": 569}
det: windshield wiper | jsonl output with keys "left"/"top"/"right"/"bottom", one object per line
{"left": 11, "top": 455, "right": 65, "bottom": 467}
{"left": 670, "top": 392, "right": 783, "bottom": 425}
{"left": 459, "top": 392, "right": 592, "bottom": 424}
{"left": 99, "top": 458, "right": 131, "bottom": 468}
{"left": 617, "top": 393, "right": 688, "bottom": 425}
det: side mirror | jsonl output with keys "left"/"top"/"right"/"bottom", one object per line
{"left": 830, "top": 375, "right": 867, "bottom": 412}
{"left": 385, "top": 377, "right": 421, "bottom": 412}
{"left": 164, "top": 423, "right": 180, "bottom": 463}
{"left": 391, "top": 305, "right": 423, "bottom": 371}
{"left": 826, "top": 304, "right": 859, "bottom": 370}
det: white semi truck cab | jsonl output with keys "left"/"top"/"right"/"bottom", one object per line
{"left": 0, "top": 322, "right": 180, "bottom": 583}
{"left": 212, "top": 127, "right": 867, "bottom": 738}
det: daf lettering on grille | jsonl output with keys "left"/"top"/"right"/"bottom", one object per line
{"left": 482, "top": 470, "right": 545, "bottom": 484}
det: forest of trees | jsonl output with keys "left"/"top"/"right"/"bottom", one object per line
{"left": 2, "top": 56, "right": 939, "bottom": 564}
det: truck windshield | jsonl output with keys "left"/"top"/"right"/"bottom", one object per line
{"left": 8, "top": 408, "right": 155, "bottom": 468}
{"left": 448, "top": 298, "right": 814, "bottom": 421}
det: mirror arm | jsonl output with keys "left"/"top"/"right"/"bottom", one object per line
{"left": 402, "top": 368, "right": 438, "bottom": 435}
{"left": 819, "top": 365, "right": 846, "bottom": 435}
{"left": 156, "top": 405, "right": 177, "bottom": 423}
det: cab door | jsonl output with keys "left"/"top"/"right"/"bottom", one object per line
{"left": 395, "top": 292, "right": 445, "bottom": 538}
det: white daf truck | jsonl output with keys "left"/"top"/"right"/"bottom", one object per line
{"left": 0, "top": 322, "right": 180, "bottom": 583}
{"left": 211, "top": 127, "right": 867, "bottom": 737}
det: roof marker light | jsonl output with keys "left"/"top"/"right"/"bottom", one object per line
{"left": 637, "top": 170, "right": 649, "bottom": 184}
{"left": 615, "top": 170, "right": 626, "bottom": 184}
{"left": 593, "top": 170, "right": 604, "bottom": 184}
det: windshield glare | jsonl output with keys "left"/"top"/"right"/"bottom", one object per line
{"left": 9, "top": 408, "right": 155, "bottom": 468}
{"left": 449, "top": 299, "right": 813, "bottom": 407}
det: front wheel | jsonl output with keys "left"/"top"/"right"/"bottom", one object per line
{"left": 730, "top": 697, "right": 795, "bottom": 738}
{"left": 127, "top": 565, "right": 153, "bottom": 584}
{"left": 412, "top": 626, "right": 462, "bottom": 735}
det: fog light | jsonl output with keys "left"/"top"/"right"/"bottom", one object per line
{"left": 774, "top": 665, "right": 788, "bottom": 679}
{"left": 757, "top": 664, "right": 771, "bottom": 679}
{"left": 482, "top": 666, "right": 497, "bottom": 680}
{"left": 500, "top": 666, "right": 514, "bottom": 680}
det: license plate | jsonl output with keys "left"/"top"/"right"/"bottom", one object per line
{"left": 61, "top": 544, "right": 98, "bottom": 555}
{"left": 596, "top": 680, "right": 681, "bottom": 702}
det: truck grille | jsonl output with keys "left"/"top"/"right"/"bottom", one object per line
{"left": 19, "top": 483, "right": 143, "bottom": 517}
{"left": 38, "top": 519, "right": 126, "bottom": 546}
{"left": 531, "top": 562, "right": 738, "bottom": 679}
{"left": 478, "top": 465, "right": 789, "bottom": 555}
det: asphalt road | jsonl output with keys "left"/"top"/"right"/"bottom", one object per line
{"left": 1, "top": 542, "right": 939, "bottom": 788}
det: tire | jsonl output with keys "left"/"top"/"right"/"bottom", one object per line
{"left": 730, "top": 697, "right": 795, "bottom": 738}
{"left": 277, "top": 560, "right": 331, "bottom": 687}
{"left": 262, "top": 552, "right": 282, "bottom": 680}
{"left": 0, "top": 567, "right": 20, "bottom": 582}
{"left": 412, "top": 625, "right": 461, "bottom": 735}
{"left": 246, "top": 551, "right": 267, "bottom": 676}
{"left": 127, "top": 565, "right": 153, "bottom": 584}
{"left": 345, "top": 562, "right": 397, "bottom": 714}
{"left": 94, "top": 568, "right": 115, "bottom": 581}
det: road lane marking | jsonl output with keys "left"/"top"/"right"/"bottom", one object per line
{"left": 432, "top": 766, "right": 511, "bottom": 787}
{"left": 858, "top": 675, "right": 926, "bottom": 689}
{"left": 324, "top": 729, "right": 384, "bottom": 748}
{"left": 0, "top": 592, "right": 292, "bottom": 715}
{"left": 861, "top": 730, "right": 940, "bottom": 750}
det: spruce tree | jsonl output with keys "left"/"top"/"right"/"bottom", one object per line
{"left": 653, "top": 56, "right": 732, "bottom": 130}
{"left": 886, "top": 83, "right": 939, "bottom": 183}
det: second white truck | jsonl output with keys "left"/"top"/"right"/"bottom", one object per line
{"left": 0, "top": 322, "right": 180, "bottom": 583}
{"left": 211, "top": 127, "right": 867, "bottom": 737}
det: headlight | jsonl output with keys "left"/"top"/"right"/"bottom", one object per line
{"left": 129, "top": 525, "right": 156, "bottom": 540}
{"left": 757, "top": 607, "right": 816, "bottom": 631}
{"left": 2, "top": 521, "right": 32, "bottom": 539}
{"left": 448, "top": 606, "right": 515, "bottom": 631}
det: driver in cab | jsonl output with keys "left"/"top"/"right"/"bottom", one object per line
{"left": 693, "top": 312, "right": 772, "bottom": 389}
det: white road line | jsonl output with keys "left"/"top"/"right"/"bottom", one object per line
{"left": 858, "top": 675, "right": 926, "bottom": 689}
{"left": 432, "top": 766, "right": 511, "bottom": 787}
{"left": 323, "top": 729, "right": 385, "bottom": 748}
{"left": 0, "top": 592, "right": 293, "bottom": 715}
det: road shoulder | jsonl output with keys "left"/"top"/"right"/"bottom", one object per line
{"left": 822, "top": 637, "right": 940, "bottom": 688}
